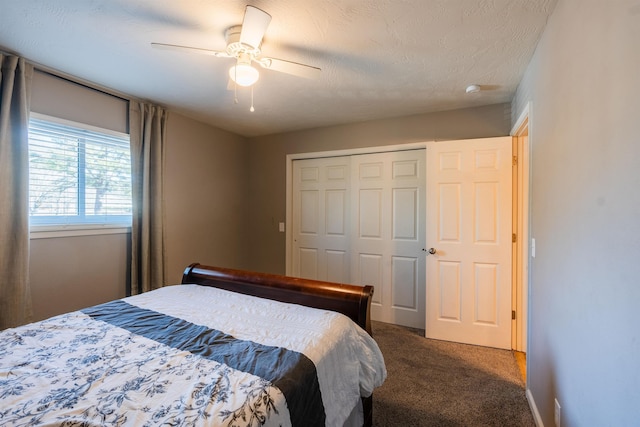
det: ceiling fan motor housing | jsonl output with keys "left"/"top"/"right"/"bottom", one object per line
{"left": 225, "top": 25, "right": 261, "bottom": 59}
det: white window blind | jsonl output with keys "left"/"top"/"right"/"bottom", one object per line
{"left": 28, "top": 115, "right": 132, "bottom": 227}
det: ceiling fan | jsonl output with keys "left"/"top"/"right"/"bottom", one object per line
{"left": 152, "top": 5, "right": 321, "bottom": 93}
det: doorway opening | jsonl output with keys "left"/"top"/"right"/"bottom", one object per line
{"left": 511, "top": 103, "right": 531, "bottom": 378}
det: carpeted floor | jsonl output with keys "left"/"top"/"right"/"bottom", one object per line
{"left": 371, "top": 321, "right": 535, "bottom": 427}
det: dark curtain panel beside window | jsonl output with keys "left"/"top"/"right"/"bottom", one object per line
{"left": 0, "top": 55, "right": 33, "bottom": 329}
{"left": 129, "top": 102, "right": 167, "bottom": 295}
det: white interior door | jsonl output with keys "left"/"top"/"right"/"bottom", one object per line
{"left": 292, "top": 157, "right": 351, "bottom": 282}
{"left": 351, "top": 150, "right": 426, "bottom": 329}
{"left": 426, "top": 137, "right": 512, "bottom": 349}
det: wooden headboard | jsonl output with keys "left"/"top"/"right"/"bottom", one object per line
{"left": 182, "top": 263, "right": 374, "bottom": 335}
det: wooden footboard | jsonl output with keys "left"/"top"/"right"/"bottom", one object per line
{"left": 181, "top": 263, "right": 375, "bottom": 427}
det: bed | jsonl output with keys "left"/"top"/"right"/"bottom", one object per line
{"left": 0, "top": 263, "right": 386, "bottom": 427}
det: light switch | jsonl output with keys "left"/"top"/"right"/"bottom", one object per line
{"left": 531, "top": 238, "right": 536, "bottom": 258}
{"left": 279, "top": 222, "right": 285, "bottom": 232}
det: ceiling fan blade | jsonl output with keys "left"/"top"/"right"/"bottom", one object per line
{"left": 257, "top": 57, "right": 321, "bottom": 79}
{"left": 239, "top": 6, "right": 272, "bottom": 49}
{"left": 151, "top": 42, "right": 230, "bottom": 58}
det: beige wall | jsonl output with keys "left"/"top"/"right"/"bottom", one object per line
{"left": 28, "top": 72, "right": 130, "bottom": 321}
{"left": 512, "top": 1, "right": 640, "bottom": 425}
{"left": 31, "top": 70, "right": 128, "bottom": 133}
{"left": 245, "top": 103, "right": 511, "bottom": 274}
{"left": 26, "top": 72, "right": 510, "bottom": 320}
{"left": 163, "top": 112, "right": 249, "bottom": 285}
{"left": 30, "top": 233, "right": 128, "bottom": 321}
{"left": 27, "top": 73, "right": 249, "bottom": 320}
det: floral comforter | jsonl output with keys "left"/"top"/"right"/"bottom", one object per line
{"left": 0, "top": 285, "right": 386, "bottom": 427}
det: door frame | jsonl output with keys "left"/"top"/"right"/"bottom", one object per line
{"left": 285, "top": 142, "right": 428, "bottom": 275}
{"left": 510, "top": 102, "right": 532, "bottom": 353}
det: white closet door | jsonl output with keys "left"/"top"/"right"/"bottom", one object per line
{"left": 291, "top": 157, "right": 351, "bottom": 282}
{"left": 351, "top": 150, "right": 426, "bottom": 329}
{"left": 425, "top": 137, "right": 512, "bottom": 349}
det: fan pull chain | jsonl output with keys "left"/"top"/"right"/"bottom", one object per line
{"left": 250, "top": 86, "right": 255, "bottom": 112}
{"left": 234, "top": 68, "right": 239, "bottom": 104}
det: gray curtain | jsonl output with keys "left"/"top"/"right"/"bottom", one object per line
{"left": 0, "top": 55, "right": 33, "bottom": 329}
{"left": 129, "top": 102, "right": 167, "bottom": 295}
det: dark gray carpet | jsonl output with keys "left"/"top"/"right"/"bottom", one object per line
{"left": 371, "top": 321, "right": 535, "bottom": 427}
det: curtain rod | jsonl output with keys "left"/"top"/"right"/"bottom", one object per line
{"left": 35, "top": 68, "right": 132, "bottom": 104}
{"left": 2, "top": 47, "right": 149, "bottom": 105}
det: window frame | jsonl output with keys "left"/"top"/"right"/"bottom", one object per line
{"left": 28, "top": 112, "right": 132, "bottom": 239}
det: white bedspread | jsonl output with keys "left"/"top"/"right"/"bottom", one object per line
{"left": 0, "top": 284, "right": 386, "bottom": 427}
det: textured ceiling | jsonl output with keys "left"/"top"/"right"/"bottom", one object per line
{"left": 0, "top": 0, "right": 556, "bottom": 137}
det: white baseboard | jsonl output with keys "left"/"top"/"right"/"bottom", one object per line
{"left": 527, "top": 388, "right": 545, "bottom": 426}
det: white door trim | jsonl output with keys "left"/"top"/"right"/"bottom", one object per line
{"left": 286, "top": 142, "right": 429, "bottom": 275}
{"left": 510, "top": 101, "right": 532, "bottom": 354}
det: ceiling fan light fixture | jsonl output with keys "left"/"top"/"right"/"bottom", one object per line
{"left": 229, "top": 63, "right": 259, "bottom": 87}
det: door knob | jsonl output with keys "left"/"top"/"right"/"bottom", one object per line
{"left": 427, "top": 248, "right": 436, "bottom": 255}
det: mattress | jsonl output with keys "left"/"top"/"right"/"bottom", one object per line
{"left": 0, "top": 284, "right": 386, "bottom": 426}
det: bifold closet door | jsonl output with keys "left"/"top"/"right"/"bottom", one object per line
{"left": 291, "top": 156, "right": 351, "bottom": 283}
{"left": 291, "top": 150, "right": 426, "bottom": 329}
{"left": 351, "top": 150, "right": 426, "bottom": 329}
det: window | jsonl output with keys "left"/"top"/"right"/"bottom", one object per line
{"left": 28, "top": 114, "right": 132, "bottom": 230}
